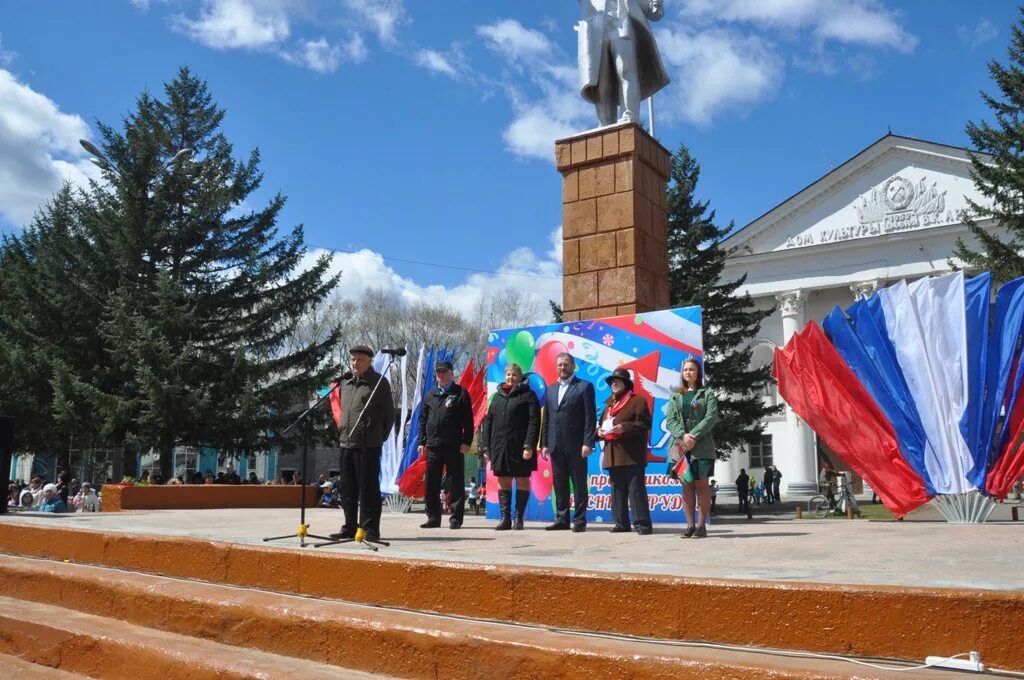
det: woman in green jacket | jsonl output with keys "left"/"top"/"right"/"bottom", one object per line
{"left": 665, "top": 358, "right": 719, "bottom": 538}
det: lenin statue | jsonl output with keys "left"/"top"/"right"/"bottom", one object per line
{"left": 575, "top": 0, "right": 671, "bottom": 127}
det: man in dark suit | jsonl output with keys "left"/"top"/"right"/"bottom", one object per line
{"left": 735, "top": 468, "right": 750, "bottom": 513}
{"left": 539, "top": 353, "right": 596, "bottom": 532}
{"left": 763, "top": 466, "right": 775, "bottom": 504}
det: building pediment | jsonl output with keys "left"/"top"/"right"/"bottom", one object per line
{"left": 724, "top": 135, "right": 992, "bottom": 255}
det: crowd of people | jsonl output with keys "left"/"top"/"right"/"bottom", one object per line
{"left": 4, "top": 462, "right": 315, "bottom": 514}
{"left": 6, "top": 471, "right": 100, "bottom": 513}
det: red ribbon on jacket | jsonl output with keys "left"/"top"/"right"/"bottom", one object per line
{"left": 602, "top": 391, "right": 634, "bottom": 441}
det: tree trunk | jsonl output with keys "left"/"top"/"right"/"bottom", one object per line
{"left": 121, "top": 444, "right": 137, "bottom": 480}
{"left": 159, "top": 442, "right": 174, "bottom": 482}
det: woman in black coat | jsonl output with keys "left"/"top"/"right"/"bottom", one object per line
{"left": 481, "top": 363, "right": 540, "bottom": 530}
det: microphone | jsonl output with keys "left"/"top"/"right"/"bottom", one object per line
{"left": 335, "top": 371, "right": 353, "bottom": 382}
{"left": 380, "top": 348, "right": 407, "bottom": 357}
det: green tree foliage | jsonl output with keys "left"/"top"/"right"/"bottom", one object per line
{"left": 954, "top": 8, "right": 1024, "bottom": 281}
{"left": 0, "top": 186, "right": 104, "bottom": 466}
{"left": 0, "top": 68, "right": 342, "bottom": 478}
{"left": 548, "top": 300, "right": 563, "bottom": 323}
{"left": 666, "top": 144, "right": 780, "bottom": 457}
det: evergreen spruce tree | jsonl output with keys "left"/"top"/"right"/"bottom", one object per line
{"left": 954, "top": 8, "right": 1024, "bottom": 281}
{"left": 2, "top": 68, "right": 344, "bottom": 479}
{"left": 549, "top": 300, "right": 563, "bottom": 323}
{"left": 666, "top": 144, "right": 780, "bottom": 456}
{"left": 0, "top": 186, "right": 106, "bottom": 464}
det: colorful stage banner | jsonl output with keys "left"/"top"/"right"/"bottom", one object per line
{"left": 484, "top": 306, "right": 703, "bottom": 524}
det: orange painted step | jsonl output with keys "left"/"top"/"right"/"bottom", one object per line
{"left": 1, "top": 522, "right": 1019, "bottom": 671}
{"left": 0, "top": 594, "right": 388, "bottom": 680}
{"left": 0, "top": 556, "right": 984, "bottom": 680}
{"left": 1, "top": 653, "right": 94, "bottom": 679}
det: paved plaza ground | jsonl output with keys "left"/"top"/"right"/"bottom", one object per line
{"left": 4, "top": 497, "right": 1021, "bottom": 591}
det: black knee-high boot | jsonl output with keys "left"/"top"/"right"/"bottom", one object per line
{"left": 513, "top": 489, "right": 530, "bottom": 530}
{"left": 495, "top": 490, "right": 512, "bottom": 531}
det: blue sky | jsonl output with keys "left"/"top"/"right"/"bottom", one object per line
{"left": 0, "top": 1, "right": 1018, "bottom": 320}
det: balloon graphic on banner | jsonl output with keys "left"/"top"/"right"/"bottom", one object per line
{"left": 485, "top": 464, "right": 498, "bottom": 503}
{"left": 533, "top": 340, "right": 568, "bottom": 383}
{"left": 531, "top": 455, "right": 553, "bottom": 502}
{"left": 526, "top": 372, "right": 546, "bottom": 403}
{"left": 506, "top": 330, "right": 536, "bottom": 373}
{"left": 483, "top": 304, "right": 706, "bottom": 524}
{"left": 487, "top": 348, "right": 508, "bottom": 383}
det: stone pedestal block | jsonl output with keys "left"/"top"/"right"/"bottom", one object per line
{"left": 556, "top": 123, "right": 671, "bottom": 322}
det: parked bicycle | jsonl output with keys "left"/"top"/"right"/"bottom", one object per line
{"left": 808, "top": 472, "right": 861, "bottom": 518}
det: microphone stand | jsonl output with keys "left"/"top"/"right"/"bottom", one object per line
{"left": 314, "top": 353, "right": 399, "bottom": 551}
{"left": 262, "top": 384, "right": 339, "bottom": 546}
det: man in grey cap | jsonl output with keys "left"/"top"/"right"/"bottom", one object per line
{"left": 417, "top": 360, "right": 475, "bottom": 529}
{"left": 330, "top": 345, "right": 394, "bottom": 542}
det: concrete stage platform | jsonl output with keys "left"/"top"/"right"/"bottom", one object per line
{"left": 3, "top": 502, "right": 1021, "bottom": 590}
{"left": 1, "top": 504, "right": 1021, "bottom": 677}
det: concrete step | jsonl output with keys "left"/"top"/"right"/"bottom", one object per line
{"left": 0, "top": 521, "right": 1019, "bottom": 672}
{"left": 0, "top": 555, "right": 985, "bottom": 680}
{"left": 1, "top": 653, "right": 94, "bottom": 679}
{"left": 0, "top": 593, "right": 388, "bottom": 679}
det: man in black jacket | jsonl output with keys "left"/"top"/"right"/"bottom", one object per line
{"left": 763, "top": 466, "right": 776, "bottom": 504}
{"left": 330, "top": 345, "right": 394, "bottom": 542}
{"left": 417, "top": 361, "right": 475, "bottom": 529}
{"left": 735, "top": 468, "right": 750, "bottom": 513}
{"left": 539, "top": 353, "right": 596, "bottom": 532}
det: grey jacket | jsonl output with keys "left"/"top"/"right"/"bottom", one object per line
{"left": 338, "top": 368, "right": 395, "bottom": 449}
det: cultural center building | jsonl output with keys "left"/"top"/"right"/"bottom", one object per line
{"left": 716, "top": 134, "right": 995, "bottom": 496}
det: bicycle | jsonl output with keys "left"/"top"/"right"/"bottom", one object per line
{"left": 807, "top": 472, "right": 861, "bottom": 518}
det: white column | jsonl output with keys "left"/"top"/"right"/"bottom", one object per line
{"left": 850, "top": 280, "right": 880, "bottom": 301}
{"left": 849, "top": 280, "right": 879, "bottom": 497}
{"left": 716, "top": 454, "right": 740, "bottom": 498}
{"left": 775, "top": 290, "right": 819, "bottom": 495}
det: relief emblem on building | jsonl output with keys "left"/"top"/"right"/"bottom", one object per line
{"left": 784, "top": 174, "right": 955, "bottom": 249}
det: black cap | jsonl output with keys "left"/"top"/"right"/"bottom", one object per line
{"left": 435, "top": 360, "right": 454, "bottom": 372}
{"left": 604, "top": 367, "right": 634, "bottom": 391}
{"left": 349, "top": 344, "right": 374, "bottom": 358}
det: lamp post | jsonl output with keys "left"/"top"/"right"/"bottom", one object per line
{"left": 78, "top": 139, "right": 193, "bottom": 177}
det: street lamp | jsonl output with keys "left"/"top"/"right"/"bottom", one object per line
{"left": 78, "top": 139, "right": 193, "bottom": 175}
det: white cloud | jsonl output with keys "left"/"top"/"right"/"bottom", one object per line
{"left": 477, "top": 19, "right": 554, "bottom": 61}
{"left": 486, "top": 1, "right": 915, "bottom": 136}
{"left": 0, "top": 34, "right": 15, "bottom": 67}
{"left": 958, "top": 18, "right": 999, "bottom": 49}
{"left": 304, "top": 227, "right": 563, "bottom": 323}
{"left": 0, "top": 69, "right": 101, "bottom": 228}
{"left": 473, "top": 6, "right": 912, "bottom": 154}
{"left": 173, "top": 0, "right": 291, "bottom": 50}
{"left": 342, "top": 33, "right": 369, "bottom": 63}
{"left": 415, "top": 49, "right": 458, "bottom": 78}
{"left": 170, "top": 0, "right": 406, "bottom": 73}
{"left": 679, "top": 0, "right": 917, "bottom": 51}
{"left": 296, "top": 38, "right": 341, "bottom": 74}
{"left": 503, "top": 107, "right": 578, "bottom": 159}
{"left": 342, "top": 0, "right": 407, "bottom": 47}
{"left": 657, "top": 28, "right": 784, "bottom": 125}
{"left": 474, "top": 19, "right": 588, "bottom": 161}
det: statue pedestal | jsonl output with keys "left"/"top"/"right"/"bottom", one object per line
{"left": 556, "top": 123, "right": 671, "bottom": 321}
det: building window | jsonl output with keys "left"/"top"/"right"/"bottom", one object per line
{"left": 749, "top": 435, "right": 773, "bottom": 468}
{"left": 175, "top": 446, "right": 199, "bottom": 482}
